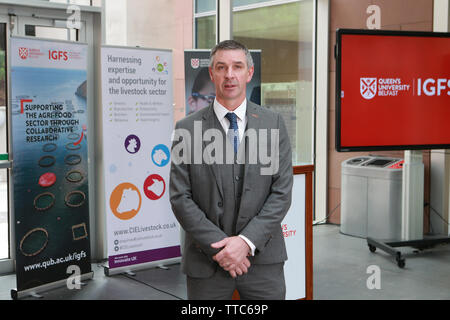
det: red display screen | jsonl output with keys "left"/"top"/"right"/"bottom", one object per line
{"left": 336, "top": 29, "right": 450, "bottom": 152}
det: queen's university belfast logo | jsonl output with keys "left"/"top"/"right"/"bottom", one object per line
{"left": 360, "top": 77, "right": 377, "bottom": 100}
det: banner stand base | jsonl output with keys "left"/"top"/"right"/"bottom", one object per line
{"left": 103, "top": 257, "right": 181, "bottom": 277}
{"left": 27, "top": 291, "right": 44, "bottom": 299}
{"left": 10, "top": 271, "right": 94, "bottom": 300}
{"left": 157, "top": 264, "right": 169, "bottom": 270}
{"left": 125, "top": 270, "right": 136, "bottom": 276}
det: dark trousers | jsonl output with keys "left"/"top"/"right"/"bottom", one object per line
{"left": 186, "top": 262, "right": 285, "bottom": 300}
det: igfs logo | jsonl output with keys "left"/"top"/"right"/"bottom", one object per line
{"left": 360, "top": 77, "right": 377, "bottom": 100}
{"left": 19, "top": 47, "right": 29, "bottom": 60}
{"left": 49, "top": 50, "right": 68, "bottom": 61}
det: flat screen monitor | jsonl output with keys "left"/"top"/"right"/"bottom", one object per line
{"left": 335, "top": 29, "right": 450, "bottom": 152}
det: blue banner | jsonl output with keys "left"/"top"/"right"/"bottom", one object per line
{"left": 11, "top": 37, "right": 91, "bottom": 292}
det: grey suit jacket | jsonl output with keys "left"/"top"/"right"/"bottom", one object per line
{"left": 169, "top": 101, "right": 293, "bottom": 278}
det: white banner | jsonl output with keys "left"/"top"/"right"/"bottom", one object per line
{"left": 282, "top": 174, "right": 306, "bottom": 299}
{"left": 101, "top": 46, "right": 180, "bottom": 269}
{"left": 12, "top": 37, "right": 87, "bottom": 70}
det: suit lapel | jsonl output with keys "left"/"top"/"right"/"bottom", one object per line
{"left": 202, "top": 103, "right": 224, "bottom": 199}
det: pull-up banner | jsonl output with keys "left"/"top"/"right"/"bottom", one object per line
{"left": 101, "top": 46, "right": 180, "bottom": 273}
{"left": 11, "top": 37, "right": 91, "bottom": 294}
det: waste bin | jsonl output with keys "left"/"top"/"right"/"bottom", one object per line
{"left": 340, "top": 156, "right": 404, "bottom": 239}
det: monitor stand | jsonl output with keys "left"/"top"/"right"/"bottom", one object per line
{"left": 367, "top": 150, "right": 450, "bottom": 268}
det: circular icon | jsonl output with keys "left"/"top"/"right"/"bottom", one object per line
{"left": 124, "top": 134, "right": 141, "bottom": 154}
{"left": 38, "top": 172, "right": 56, "bottom": 187}
{"left": 110, "top": 182, "right": 142, "bottom": 220}
{"left": 151, "top": 144, "right": 170, "bottom": 167}
{"left": 157, "top": 64, "right": 164, "bottom": 72}
{"left": 143, "top": 174, "right": 165, "bottom": 200}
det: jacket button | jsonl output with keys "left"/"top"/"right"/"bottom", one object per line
{"left": 218, "top": 201, "right": 223, "bottom": 207}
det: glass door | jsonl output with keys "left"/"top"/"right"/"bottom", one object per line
{"left": 0, "top": 17, "right": 9, "bottom": 264}
{"left": 17, "top": 15, "right": 86, "bottom": 42}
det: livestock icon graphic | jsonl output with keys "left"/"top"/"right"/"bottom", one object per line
{"left": 143, "top": 174, "right": 166, "bottom": 200}
{"left": 117, "top": 188, "right": 140, "bottom": 214}
{"left": 127, "top": 139, "right": 138, "bottom": 153}
{"left": 110, "top": 182, "right": 142, "bottom": 220}
{"left": 151, "top": 144, "right": 170, "bottom": 167}
{"left": 124, "top": 134, "right": 141, "bottom": 154}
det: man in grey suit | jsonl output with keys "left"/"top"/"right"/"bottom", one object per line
{"left": 170, "top": 40, "right": 293, "bottom": 300}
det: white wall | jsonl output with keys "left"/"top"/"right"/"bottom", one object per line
{"left": 103, "top": 0, "right": 127, "bottom": 45}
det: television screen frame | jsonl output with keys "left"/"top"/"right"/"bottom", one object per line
{"left": 335, "top": 28, "right": 450, "bottom": 152}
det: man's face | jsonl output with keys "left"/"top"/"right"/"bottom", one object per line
{"left": 209, "top": 49, "right": 254, "bottom": 109}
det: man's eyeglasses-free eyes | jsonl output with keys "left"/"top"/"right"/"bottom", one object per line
{"left": 192, "top": 93, "right": 215, "bottom": 103}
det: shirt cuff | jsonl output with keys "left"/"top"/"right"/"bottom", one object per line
{"left": 238, "top": 235, "right": 256, "bottom": 256}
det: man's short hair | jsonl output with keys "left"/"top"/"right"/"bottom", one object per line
{"left": 209, "top": 39, "right": 254, "bottom": 69}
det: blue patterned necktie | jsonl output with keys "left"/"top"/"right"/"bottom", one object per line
{"left": 225, "top": 112, "right": 239, "bottom": 153}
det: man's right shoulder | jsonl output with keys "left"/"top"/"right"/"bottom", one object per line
{"left": 175, "top": 107, "right": 210, "bottom": 129}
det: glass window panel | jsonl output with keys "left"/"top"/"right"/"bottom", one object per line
{"left": 0, "top": 168, "right": 8, "bottom": 260}
{"left": 0, "top": 23, "right": 7, "bottom": 260}
{"left": 0, "top": 24, "right": 5, "bottom": 109}
{"left": 0, "top": 106, "right": 5, "bottom": 156}
{"left": 48, "top": 0, "right": 94, "bottom": 5}
{"left": 195, "top": 0, "right": 216, "bottom": 13}
{"left": 233, "top": 0, "right": 273, "bottom": 8}
{"left": 195, "top": 16, "right": 216, "bottom": 49}
{"left": 71, "top": 0, "right": 91, "bottom": 5}
{"left": 25, "top": 25, "right": 76, "bottom": 41}
{"left": 233, "top": 0, "right": 314, "bottom": 165}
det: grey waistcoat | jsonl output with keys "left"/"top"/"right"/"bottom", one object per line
{"left": 219, "top": 162, "right": 245, "bottom": 236}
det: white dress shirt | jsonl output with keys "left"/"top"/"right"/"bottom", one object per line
{"left": 213, "top": 99, "right": 256, "bottom": 256}
{"left": 213, "top": 99, "right": 247, "bottom": 141}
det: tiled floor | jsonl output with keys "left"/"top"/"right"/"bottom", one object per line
{"left": 313, "top": 224, "right": 450, "bottom": 299}
{"left": 0, "top": 262, "right": 187, "bottom": 300}
{"left": 0, "top": 224, "right": 449, "bottom": 300}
